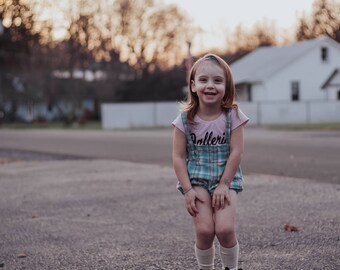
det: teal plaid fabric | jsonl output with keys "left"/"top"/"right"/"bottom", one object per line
{"left": 177, "top": 109, "right": 243, "bottom": 194}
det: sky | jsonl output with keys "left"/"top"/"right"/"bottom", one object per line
{"left": 163, "top": 0, "right": 316, "bottom": 54}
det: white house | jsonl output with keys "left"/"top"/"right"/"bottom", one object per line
{"left": 231, "top": 36, "right": 340, "bottom": 102}
{"left": 231, "top": 36, "right": 340, "bottom": 124}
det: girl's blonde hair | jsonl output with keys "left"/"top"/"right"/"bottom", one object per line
{"left": 181, "top": 53, "right": 237, "bottom": 126}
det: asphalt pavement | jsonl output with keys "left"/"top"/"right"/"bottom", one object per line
{"left": 0, "top": 128, "right": 340, "bottom": 184}
{"left": 1, "top": 157, "right": 340, "bottom": 269}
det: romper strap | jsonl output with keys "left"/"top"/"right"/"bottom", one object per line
{"left": 225, "top": 108, "right": 231, "bottom": 143}
{"left": 180, "top": 112, "right": 195, "bottom": 148}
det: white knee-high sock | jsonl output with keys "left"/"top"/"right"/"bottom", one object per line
{"left": 219, "top": 242, "right": 239, "bottom": 270}
{"left": 194, "top": 244, "right": 215, "bottom": 270}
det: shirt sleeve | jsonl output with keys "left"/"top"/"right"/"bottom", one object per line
{"left": 231, "top": 107, "right": 249, "bottom": 131}
{"left": 172, "top": 114, "right": 185, "bottom": 134}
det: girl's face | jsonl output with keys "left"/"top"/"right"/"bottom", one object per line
{"left": 191, "top": 61, "right": 226, "bottom": 108}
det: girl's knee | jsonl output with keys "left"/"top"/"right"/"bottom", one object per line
{"left": 215, "top": 224, "right": 235, "bottom": 241}
{"left": 196, "top": 224, "right": 215, "bottom": 241}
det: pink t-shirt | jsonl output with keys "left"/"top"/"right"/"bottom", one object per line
{"left": 172, "top": 108, "right": 249, "bottom": 145}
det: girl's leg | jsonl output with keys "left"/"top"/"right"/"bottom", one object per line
{"left": 214, "top": 190, "right": 239, "bottom": 270}
{"left": 192, "top": 186, "right": 215, "bottom": 270}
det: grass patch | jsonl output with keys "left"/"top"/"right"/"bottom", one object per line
{"left": 0, "top": 121, "right": 102, "bottom": 130}
{"left": 268, "top": 122, "right": 340, "bottom": 131}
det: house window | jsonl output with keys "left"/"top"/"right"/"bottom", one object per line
{"left": 247, "top": 84, "right": 252, "bottom": 102}
{"left": 337, "top": 90, "right": 340, "bottom": 101}
{"left": 321, "top": 47, "right": 328, "bottom": 62}
{"left": 291, "top": 81, "right": 300, "bottom": 101}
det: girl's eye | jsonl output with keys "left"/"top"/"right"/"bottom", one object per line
{"left": 199, "top": 78, "right": 207, "bottom": 82}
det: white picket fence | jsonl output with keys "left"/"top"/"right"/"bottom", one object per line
{"left": 101, "top": 101, "right": 340, "bottom": 129}
{"left": 101, "top": 102, "right": 180, "bottom": 129}
{"left": 240, "top": 100, "right": 340, "bottom": 125}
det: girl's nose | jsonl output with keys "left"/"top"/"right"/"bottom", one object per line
{"left": 207, "top": 80, "right": 214, "bottom": 88}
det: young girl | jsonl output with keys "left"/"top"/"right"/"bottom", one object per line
{"left": 172, "top": 54, "right": 249, "bottom": 270}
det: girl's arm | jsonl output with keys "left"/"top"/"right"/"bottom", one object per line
{"left": 212, "top": 125, "right": 244, "bottom": 209}
{"left": 222, "top": 125, "right": 244, "bottom": 183}
{"left": 172, "top": 127, "right": 192, "bottom": 192}
{"left": 172, "top": 127, "right": 204, "bottom": 216}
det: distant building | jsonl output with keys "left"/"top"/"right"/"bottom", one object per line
{"left": 231, "top": 36, "right": 340, "bottom": 103}
{"left": 230, "top": 36, "right": 340, "bottom": 124}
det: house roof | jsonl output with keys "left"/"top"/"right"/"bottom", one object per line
{"left": 230, "top": 36, "right": 340, "bottom": 85}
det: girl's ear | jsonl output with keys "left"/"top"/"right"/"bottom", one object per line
{"left": 191, "top": 80, "right": 196, "bottom": 92}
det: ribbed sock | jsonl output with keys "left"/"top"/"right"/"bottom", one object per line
{"left": 219, "top": 242, "right": 239, "bottom": 270}
{"left": 194, "top": 244, "right": 215, "bottom": 270}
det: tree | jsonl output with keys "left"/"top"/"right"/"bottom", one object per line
{"left": 296, "top": 13, "right": 312, "bottom": 41}
{"left": 253, "top": 19, "right": 277, "bottom": 47}
{"left": 1, "top": 0, "right": 198, "bottom": 122}
{"left": 294, "top": 0, "right": 340, "bottom": 42}
{"left": 225, "top": 24, "right": 252, "bottom": 54}
{"left": 0, "top": 0, "right": 41, "bottom": 121}
{"left": 112, "top": 0, "right": 194, "bottom": 77}
{"left": 311, "top": 0, "right": 339, "bottom": 38}
{"left": 224, "top": 19, "right": 278, "bottom": 61}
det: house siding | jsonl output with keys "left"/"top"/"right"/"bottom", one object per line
{"left": 251, "top": 83, "right": 267, "bottom": 102}
{"left": 265, "top": 42, "right": 340, "bottom": 102}
{"left": 236, "top": 83, "right": 265, "bottom": 102}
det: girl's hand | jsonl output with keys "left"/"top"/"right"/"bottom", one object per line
{"left": 185, "top": 189, "right": 205, "bottom": 217}
{"left": 212, "top": 184, "right": 230, "bottom": 210}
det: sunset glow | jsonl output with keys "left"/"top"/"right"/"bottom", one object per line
{"left": 19, "top": 0, "right": 319, "bottom": 54}
{"left": 163, "top": 0, "right": 318, "bottom": 53}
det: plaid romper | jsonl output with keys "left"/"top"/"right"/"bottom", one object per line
{"left": 177, "top": 109, "right": 244, "bottom": 195}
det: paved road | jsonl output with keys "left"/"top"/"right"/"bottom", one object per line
{"left": 0, "top": 127, "right": 339, "bottom": 184}
{"left": 1, "top": 159, "right": 339, "bottom": 269}
{"left": 1, "top": 128, "right": 340, "bottom": 269}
